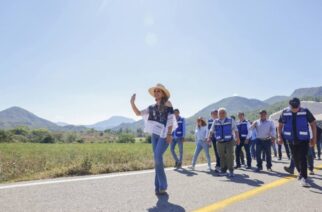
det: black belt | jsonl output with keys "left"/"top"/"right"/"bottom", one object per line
{"left": 258, "top": 138, "right": 271, "bottom": 141}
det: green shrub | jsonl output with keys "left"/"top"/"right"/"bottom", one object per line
{"left": 117, "top": 133, "right": 135, "bottom": 143}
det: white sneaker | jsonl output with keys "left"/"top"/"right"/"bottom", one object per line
{"left": 207, "top": 167, "right": 212, "bottom": 172}
{"left": 189, "top": 166, "right": 195, "bottom": 171}
{"left": 300, "top": 178, "right": 310, "bottom": 187}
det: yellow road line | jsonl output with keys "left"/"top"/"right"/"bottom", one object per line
{"left": 194, "top": 164, "right": 322, "bottom": 212}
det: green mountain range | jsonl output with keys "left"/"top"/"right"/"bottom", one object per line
{"left": 1, "top": 86, "right": 321, "bottom": 132}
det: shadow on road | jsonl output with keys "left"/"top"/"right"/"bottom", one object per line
{"left": 222, "top": 173, "right": 265, "bottom": 187}
{"left": 272, "top": 160, "right": 289, "bottom": 165}
{"left": 174, "top": 168, "right": 198, "bottom": 177}
{"left": 147, "top": 194, "right": 185, "bottom": 212}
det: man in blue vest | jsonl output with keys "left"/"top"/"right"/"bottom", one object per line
{"left": 208, "top": 109, "right": 221, "bottom": 171}
{"left": 208, "top": 108, "right": 240, "bottom": 177}
{"left": 235, "top": 112, "right": 252, "bottom": 169}
{"left": 278, "top": 98, "right": 317, "bottom": 187}
{"left": 251, "top": 110, "right": 276, "bottom": 172}
{"left": 171, "top": 109, "right": 186, "bottom": 168}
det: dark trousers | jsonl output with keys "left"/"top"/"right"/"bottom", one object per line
{"left": 235, "top": 139, "right": 252, "bottom": 167}
{"left": 290, "top": 147, "right": 314, "bottom": 172}
{"left": 256, "top": 139, "right": 272, "bottom": 169}
{"left": 289, "top": 142, "right": 309, "bottom": 179}
{"left": 212, "top": 139, "right": 221, "bottom": 167}
{"left": 278, "top": 142, "right": 291, "bottom": 159}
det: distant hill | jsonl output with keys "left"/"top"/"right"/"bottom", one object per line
{"left": 264, "top": 96, "right": 289, "bottom": 105}
{"left": 291, "top": 86, "right": 322, "bottom": 98}
{"left": 88, "top": 116, "right": 135, "bottom": 131}
{"left": 56, "top": 122, "right": 69, "bottom": 127}
{"left": 113, "top": 119, "right": 144, "bottom": 132}
{"left": 189, "top": 96, "right": 269, "bottom": 120}
{"left": 0, "top": 107, "right": 87, "bottom": 131}
{"left": 0, "top": 107, "right": 61, "bottom": 130}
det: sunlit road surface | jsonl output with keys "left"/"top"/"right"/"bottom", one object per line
{"left": 0, "top": 158, "right": 321, "bottom": 212}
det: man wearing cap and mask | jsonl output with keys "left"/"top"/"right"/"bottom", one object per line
{"left": 251, "top": 110, "right": 276, "bottom": 172}
{"left": 208, "top": 109, "right": 221, "bottom": 171}
{"left": 278, "top": 98, "right": 317, "bottom": 187}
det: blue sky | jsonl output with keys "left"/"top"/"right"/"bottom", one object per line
{"left": 1, "top": 0, "right": 322, "bottom": 124}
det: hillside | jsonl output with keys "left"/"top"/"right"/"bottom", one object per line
{"left": 189, "top": 96, "right": 269, "bottom": 120}
{"left": 0, "top": 107, "right": 87, "bottom": 131}
{"left": 88, "top": 116, "right": 135, "bottom": 131}
{"left": 264, "top": 96, "right": 289, "bottom": 105}
{"left": 291, "top": 86, "right": 322, "bottom": 98}
{"left": 0, "top": 107, "right": 61, "bottom": 131}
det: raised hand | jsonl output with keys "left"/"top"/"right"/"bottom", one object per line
{"left": 130, "top": 94, "right": 136, "bottom": 104}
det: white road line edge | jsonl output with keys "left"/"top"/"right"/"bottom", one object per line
{"left": 0, "top": 163, "right": 212, "bottom": 190}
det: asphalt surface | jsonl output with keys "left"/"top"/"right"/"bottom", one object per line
{"left": 0, "top": 157, "right": 321, "bottom": 212}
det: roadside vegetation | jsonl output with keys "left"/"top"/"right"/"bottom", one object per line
{"left": 0, "top": 142, "right": 205, "bottom": 183}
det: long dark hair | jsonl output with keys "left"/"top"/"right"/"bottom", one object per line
{"left": 156, "top": 91, "right": 169, "bottom": 112}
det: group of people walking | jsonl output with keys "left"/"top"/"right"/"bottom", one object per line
{"left": 131, "top": 83, "right": 320, "bottom": 195}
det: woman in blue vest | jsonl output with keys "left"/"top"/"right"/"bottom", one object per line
{"left": 208, "top": 108, "right": 240, "bottom": 177}
{"left": 190, "top": 117, "right": 212, "bottom": 171}
{"left": 130, "top": 83, "right": 177, "bottom": 195}
{"left": 171, "top": 109, "right": 186, "bottom": 168}
{"left": 278, "top": 98, "right": 317, "bottom": 187}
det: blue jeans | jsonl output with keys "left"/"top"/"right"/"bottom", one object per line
{"left": 170, "top": 137, "right": 183, "bottom": 163}
{"left": 151, "top": 134, "right": 169, "bottom": 191}
{"left": 250, "top": 139, "right": 256, "bottom": 159}
{"left": 256, "top": 139, "right": 272, "bottom": 169}
{"left": 192, "top": 140, "right": 211, "bottom": 168}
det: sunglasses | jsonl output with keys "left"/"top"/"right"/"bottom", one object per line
{"left": 154, "top": 89, "right": 162, "bottom": 93}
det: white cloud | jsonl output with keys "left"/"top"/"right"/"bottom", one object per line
{"left": 145, "top": 32, "right": 158, "bottom": 47}
{"left": 233, "top": 93, "right": 239, "bottom": 96}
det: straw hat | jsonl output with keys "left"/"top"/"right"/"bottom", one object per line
{"left": 148, "top": 83, "right": 171, "bottom": 98}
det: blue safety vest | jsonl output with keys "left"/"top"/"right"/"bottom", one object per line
{"left": 214, "top": 118, "right": 233, "bottom": 142}
{"left": 174, "top": 117, "right": 185, "bottom": 138}
{"left": 282, "top": 107, "right": 310, "bottom": 142}
{"left": 237, "top": 120, "right": 249, "bottom": 139}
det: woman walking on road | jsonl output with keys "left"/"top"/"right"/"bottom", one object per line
{"left": 130, "top": 83, "right": 177, "bottom": 195}
{"left": 190, "top": 117, "right": 212, "bottom": 171}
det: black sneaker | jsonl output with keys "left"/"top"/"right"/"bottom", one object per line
{"left": 246, "top": 166, "right": 252, "bottom": 169}
{"left": 174, "top": 162, "right": 178, "bottom": 168}
{"left": 234, "top": 165, "right": 241, "bottom": 169}
{"left": 255, "top": 168, "right": 262, "bottom": 173}
{"left": 284, "top": 166, "right": 294, "bottom": 175}
{"left": 309, "top": 170, "right": 315, "bottom": 175}
{"left": 278, "top": 158, "right": 282, "bottom": 161}
{"left": 177, "top": 162, "right": 182, "bottom": 168}
{"left": 267, "top": 168, "right": 273, "bottom": 172}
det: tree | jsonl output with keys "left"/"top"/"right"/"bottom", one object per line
{"left": 0, "top": 130, "right": 10, "bottom": 142}
{"left": 136, "top": 128, "right": 144, "bottom": 137}
{"left": 117, "top": 133, "right": 135, "bottom": 143}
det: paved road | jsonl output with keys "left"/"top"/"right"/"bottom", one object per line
{"left": 0, "top": 158, "right": 321, "bottom": 212}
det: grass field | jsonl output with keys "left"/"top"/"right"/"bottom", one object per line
{"left": 0, "top": 142, "right": 212, "bottom": 183}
